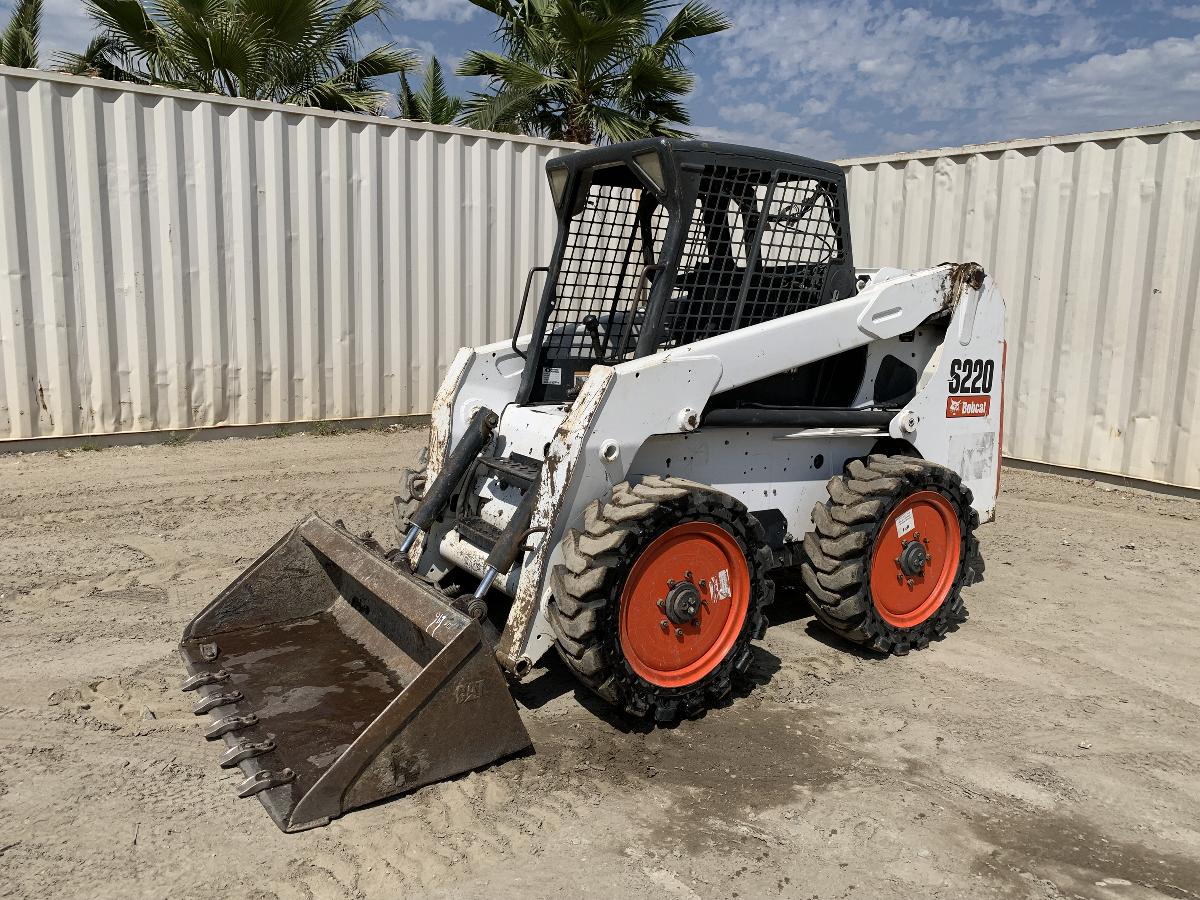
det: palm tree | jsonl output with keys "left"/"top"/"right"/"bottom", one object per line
{"left": 1, "top": 0, "right": 41, "bottom": 68}
{"left": 397, "top": 56, "right": 463, "bottom": 124}
{"left": 56, "top": 0, "right": 417, "bottom": 115}
{"left": 457, "top": 0, "right": 729, "bottom": 144}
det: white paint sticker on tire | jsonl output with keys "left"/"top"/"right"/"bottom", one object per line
{"left": 895, "top": 508, "right": 915, "bottom": 538}
{"left": 711, "top": 568, "right": 731, "bottom": 601}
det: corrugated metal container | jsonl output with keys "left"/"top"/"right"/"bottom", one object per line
{"left": 4, "top": 67, "right": 1198, "bottom": 489}
{"left": 840, "top": 122, "right": 1200, "bottom": 490}
{"left": 0, "top": 67, "right": 577, "bottom": 440}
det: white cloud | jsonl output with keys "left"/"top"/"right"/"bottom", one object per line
{"left": 698, "top": 102, "right": 847, "bottom": 159}
{"left": 993, "top": 0, "right": 1066, "bottom": 16}
{"left": 704, "top": 0, "right": 1199, "bottom": 155}
{"left": 394, "top": 0, "right": 477, "bottom": 23}
{"left": 30, "top": 0, "right": 94, "bottom": 57}
{"left": 1169, "top": 3, "right": 1200, "bottom": 20}
{"left": 1000, "top": 33, "right": 1200, "bottom": 134}
{"left": 714, "top": 0, "right": 972, "bottom": 90}
{"left": 999, "top": 15, "right": 1102, "bottom": 64}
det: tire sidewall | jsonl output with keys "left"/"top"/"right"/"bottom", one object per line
{"left": 863, "top": 470, "right": 973, "bottom": 647}
{"left": 599, "top": 500, "right": 767, "bottom": 716}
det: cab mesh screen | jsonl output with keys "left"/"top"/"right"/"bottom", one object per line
{"left": 662, "top": 166, "right": 844, "bottom": 346}
{"left": 544, "top": 164, "right": 845, "bottom": 360}
{"left": 543, "top": 182, "right": 668, "bottom": 361}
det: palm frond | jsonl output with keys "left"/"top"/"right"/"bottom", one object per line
{"left": 397, "top": 68, "right": 419, "bottom": 118}
{"left": 459, "top": 85, "right": 536, "bottom": 133}
{"left": 467, "top": 0, "right": 722, "bottom": 144}
{"left": 655, "top": 1, "right": 730, "bottom": 48}
{"left": 1, "top": 0, "right": 43, "bottom": 68}
{"left": 55, "top": 33, "right": 141, "bottom": 81}
{"left": 68, "top": 0, "right": 413, "bottom": 111}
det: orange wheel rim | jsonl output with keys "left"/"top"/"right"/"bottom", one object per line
{"left": 869, "top": 490, "right": 962, "bottom": 628}
{"left": 619, "top": 522, "right": 750, "bottom": 689}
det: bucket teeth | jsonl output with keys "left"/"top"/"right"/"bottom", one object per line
{"left": 181, "top": 669, "right": 230, "bottom": 692}
{"left": 204, "top": 713, "right": 258, "bottom": 740}
{"left": 192, "top": 690, "right": 244, "bottom": 715}
{"left": 237, "top": 768, "right": 295, "bottom": 798}
{"left": 219, "top": 739, "right": 276, "bottom": 769}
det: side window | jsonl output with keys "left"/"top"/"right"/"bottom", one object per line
{"left": 546, "top": 175, "right": 669, "bottom": 364}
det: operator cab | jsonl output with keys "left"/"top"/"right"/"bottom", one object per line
{"left": 516, "top": 138, "right": 862, "bottom": 408}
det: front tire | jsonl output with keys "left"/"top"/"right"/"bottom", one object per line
{"left": 548, "top": 477, "right": 774, "bottom": 723}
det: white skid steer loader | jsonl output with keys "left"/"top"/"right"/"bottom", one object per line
{"left": 180, "top": 139, "right": 1006, "bottom": 831}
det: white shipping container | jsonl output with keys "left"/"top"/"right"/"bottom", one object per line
{"left": 839, "top": 123, "right": 1200, "bottom": 489}
{"left": 2, "top": 68, "right": 1197, "bottom": 489}
{"left": 0, "top": 67, "right": 576, "bottom": 440}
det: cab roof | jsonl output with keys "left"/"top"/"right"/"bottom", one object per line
{"left": 545, "top": 137, "right": 845, "bottom": 181}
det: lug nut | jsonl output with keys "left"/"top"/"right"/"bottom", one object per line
{"left": 657, "top": 599, "right": 666, "bottom": 610}
{"left": 897, "top": 573, "right": 903, "bottom": 584}
{"left": 690, "top": 618, "right": 698, "bottom": 626}
{"left": 667, "top": 579, "right": 676, "bottom": 588}
{"left": 699, "top": 579, "right": 707, "bottom": 589}
{"left": 685, "top": 570, "right": 693, "bottom": 581}
{"left": 906, "top": 578, "right": 914, "bottom": 588}
{"left": 674, "top": 628, "right": 683, "bottom": 637}
{"left": 660, "top": 620, "right": 669, "bottom": 630}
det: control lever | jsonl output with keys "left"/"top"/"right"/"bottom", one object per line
{"left": 581, "top": 315, "right": 605, "bottom": 359}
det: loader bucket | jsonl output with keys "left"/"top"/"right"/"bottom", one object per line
{"left": 179, "top": 514, "right": 532, "bottom": 833}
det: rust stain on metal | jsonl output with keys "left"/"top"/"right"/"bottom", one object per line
{"left": 939, "top": 261, "right": 987, "bottom": 312}
{"left": 497, "top": 369, "right": 615, "bottom": 666}
{"left": 35, "top": 381, "right": 53, "bottom": 427}
{"left": 408, "top": 350, "right": 474, "bottom": 568}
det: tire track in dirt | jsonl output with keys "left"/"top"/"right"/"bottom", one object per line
{"left": 2, "top": 435, "right": 1199, "bottom": 899}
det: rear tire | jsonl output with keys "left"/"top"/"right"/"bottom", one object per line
{"left": 548, "top": 477, "right": 774, "bottom": 723}
{"left": 801, "top": 454, "right": 981, "bottom": 654}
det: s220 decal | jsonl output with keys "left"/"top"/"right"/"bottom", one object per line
{"left": 948, "top": 358, "right": 994, "bottom": 395}
{"left": 946, "top": 358, "right": 994, "bottom": 418}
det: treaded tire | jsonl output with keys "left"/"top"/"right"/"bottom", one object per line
{"left": 547, "top": 476, "right": 774, "bottom": 723}
{"left": 801, "top": 454, "right": 981, "bottom": 655}
{"left": 392, "top": 446, "right": 430, "bottom": 539}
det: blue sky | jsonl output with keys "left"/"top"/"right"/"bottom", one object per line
{"left": 21, "top": 0, "right": 1200, "bottom": 158}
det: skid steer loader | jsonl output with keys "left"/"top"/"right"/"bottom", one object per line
{"left": 180, "top": 138, "right": 1005, "bottom": 832}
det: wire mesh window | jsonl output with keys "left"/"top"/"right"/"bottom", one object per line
{"left": 542, "top": 161, "right": 845, "bottom": 366}
{"left": 661, "top": 166, "right": 845, "bottom": 347}
{"left": 661, "top": 166, "right": 766, "bottom": 345}
{"left": 543, "top": 175, "right": 668, "bottom": 362}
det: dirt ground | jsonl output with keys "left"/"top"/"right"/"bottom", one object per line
{"left": 0, "top": 429, "right": 1198, "bottom": 900}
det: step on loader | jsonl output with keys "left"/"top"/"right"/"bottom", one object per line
{"left": 181, "top": 138, "right": 1006, "bottom": 832}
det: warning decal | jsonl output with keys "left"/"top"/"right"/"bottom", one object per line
{"left": 710, "top": 568, "right": 732, "bottom": 601}
{"left": 895, "top": 508, "right": 915, "bottom": 538}
{"left": 946, "top": 395, "right": 991, "bottom": 418}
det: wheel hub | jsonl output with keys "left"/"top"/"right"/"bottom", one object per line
{"left": 898, "top": 540, "right": 928, "bottom": 577}
{"left": 869, "top": 490, "right": 963, "bottom": 629}
{"left": 619, "top": 521, "right": 751, "bottom": 689}
{"left": 663, "top": 579, "right": 702, "bottom": 625}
